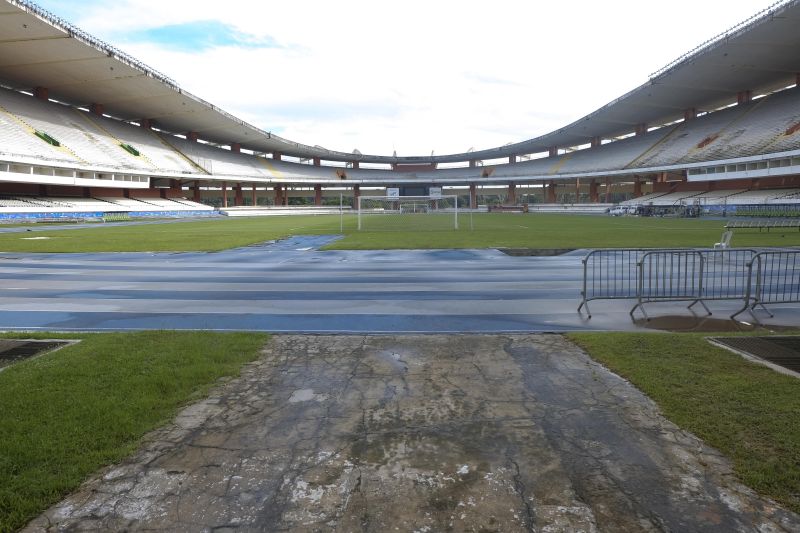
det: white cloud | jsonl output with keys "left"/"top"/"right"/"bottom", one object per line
{"left": 41, "top": 0, "right": 781, "bottom": 156}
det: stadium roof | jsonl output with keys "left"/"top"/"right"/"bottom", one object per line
{"left": 1, "top": 0, "right": 799, "bottom": 165}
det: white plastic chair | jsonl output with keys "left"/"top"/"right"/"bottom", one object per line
{"left": 714, "top": 230, "right": 732, "bottom": 249}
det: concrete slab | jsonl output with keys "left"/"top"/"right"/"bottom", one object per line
{"left": 26, "top": 334, "right": 800, "bottom": 532}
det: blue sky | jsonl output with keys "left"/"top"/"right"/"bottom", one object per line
{"left": 30, "top": 0, "right": 784, "bottom": 157}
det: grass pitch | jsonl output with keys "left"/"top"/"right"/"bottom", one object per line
{"left": 0, "top": 331, "right": 267, "bottom": 533}
{"left": 0, "top": 213, "right": 796, "bottom": 253}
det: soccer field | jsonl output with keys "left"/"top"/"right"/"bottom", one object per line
{"left": 0, "top": 213, "right": 796, "bottom": 253}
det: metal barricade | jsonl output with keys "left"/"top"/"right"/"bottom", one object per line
{"left": 579, "top": 248, "right": 763, "bottom": 319}
{"left": 630, "top": 249, "right": 756, "bottom": 319}
{"left": 732, "top": 250, "right": 800, "bottom": 324}
{"left": 631, "top": 250, "right": 704, "bottom": 320}
{"left": 578, "top": 249, "right": 648, "bottom": 318}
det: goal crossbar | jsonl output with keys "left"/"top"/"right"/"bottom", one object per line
{"left": 357, "top": 195, "right": 459, "bottom": 231}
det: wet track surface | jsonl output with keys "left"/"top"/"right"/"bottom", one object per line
{"left": 1, "top": 235, "right": 795, "bottom": 332}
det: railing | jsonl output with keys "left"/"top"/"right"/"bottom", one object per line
{"left": 578, "top": 249, "right": 652, "bottom": 318}
{"left": 631, "top": 249, "right": 756, "bottom": 320}
{"left": 578, "top": 248, "right": 783, "bottom": 321}
{"left": 732, "top": 250, "right": 800, "bottom": 324}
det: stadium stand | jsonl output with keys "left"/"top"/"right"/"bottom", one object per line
{"left": 162, "top": 135, "right": 276, "bottom": 178}
{"left": 2, "top": 83, "right": 800, "bottom": 188}
{"left": 0, "top": 89, "right": 144, "bottom": 170}
{"left": 130, "top": 197, "right": 214, "bottom": 211}
{"left": 85, "top": 114, "right": 201, "bottom": 174}
{"left": 682, "top": 88, "right": 800, "bottom": 163}
{"left": 686, "top": 189, "right": 747, "bottom": 205}
{"left": 1, "top": 0, "right": 800, "bottom": 218}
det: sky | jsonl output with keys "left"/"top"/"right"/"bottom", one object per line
{"left": 34, "top": 0, "right": 783, "bottom": 157}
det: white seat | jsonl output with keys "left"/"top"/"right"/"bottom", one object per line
{"left": 714, "top": 230, "right": 733, "bottom": 249}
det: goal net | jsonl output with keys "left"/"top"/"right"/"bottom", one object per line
{"left": 357, "top": 195, "right": 459, "bottom": 231}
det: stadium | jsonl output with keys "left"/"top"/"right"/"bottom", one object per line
{"left": 1, "top": 0, "right": 800, "bottom": 531}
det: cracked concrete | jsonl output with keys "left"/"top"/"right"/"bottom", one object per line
{"left": 26, "top": 334, "right": 800, "bottom": 532}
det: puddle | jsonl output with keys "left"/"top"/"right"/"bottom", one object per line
{"left": 498, "top": 248, "right": 575, "bottom": 257}
{"left": 20, "top": 236, "right": 52, "bottom": 240}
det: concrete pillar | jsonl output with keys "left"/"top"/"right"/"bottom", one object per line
{"left": 222, "top": 181, "right": 228, "bottom": 208}
{"left": 469, "top": 184, "right": 477, "bottom": 209}
{"left": 633, "top": 176, "right": 642, "bottom": 198}
{"left": 313, "top": 157, "right": 321, "bottom": 166}
{"left": 508, "top": 155, "right": 517, "bottom": 164}
{"left": 284, "top": 187, "right": 289, "bottom": 206}
{"left": 589, "top": 179, "right": 599, "bottom": 203}
{"left": 193, "top": 181, "right": 201, "bottom": 202}
{"left": 737, "top": 90, "right": 752, "bottom": 105}
{"left": 635, "top": 123, "right": 647, "bottom": 136}
{"left": 274, "top": 185, "right": 283, "bottom": 206}
{"left": 353, "top": 184, "right": 360, "bottom": 206}
{"left": 168, "top": 179, "right": 181, "bottom": 197}
{"left": 548, "top": 147, "right": 558, "bottom": 157}
{"left": 33, "top": 87, "right": 48, "bottom": 100}
{"left": 251, "top": 184, "right": 257, "bottom": 206}
{"left": 140, "top": 119, "right": 153, "bottom": 129}
{"left": 314, "top": 185, "right": 322, "bottom": 206}
{"left": 352, "top": 161, "right": 360, "bottom": 169}
{"left": 469, "top": 160, "right": 477, "bottom": 168}
{"left": 604, "top": 177, "right": 611, "bottom": 203}
{"left": 506, "top": 183, "right": 517, "bottom": 205}
{"left": 575, "top": 178, "right": 581, "bottom": 203}
{"left": 186, "top": 131, "right": 199, "bottom": 142}
{"left": 590, "top": 136, "right": 601, "bottom": 148}
{"left": 273, "top": 151, "right": 282, "bottom": 161}
{"left": 90, "top": 103, "right": 104, "bottom": 116}
{"left": 234, "top": 184, "right": 243, "bottom": 206}
{"left": 684, "top": 108, "right": 697, "bottom": 121}
{"left": 547, "top": 181, "right": 556, "bottom": 203}
{"left": 231, "top": 143, "right": 241, "bottom": 153}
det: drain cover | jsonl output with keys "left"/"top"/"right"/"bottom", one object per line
{"left": 0, "top": 340, "right": 70, "bottom": 370}
{"left": 712, "top": 336, "right": 800, "bottom": 375}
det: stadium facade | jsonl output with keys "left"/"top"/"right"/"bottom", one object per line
{"left": 0, "top": 0, "right": 800, "bottom": 217}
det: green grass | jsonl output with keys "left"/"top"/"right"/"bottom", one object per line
{"left": 0, "top": 331, "right": 268, "bottom": 533}
{"left": 0, "top": 213, "right": 797, "bottom": 253}
{"left": 331, "top": 214, "right": 800, "bottom": 250}
{"left": 567, "top": 331, "right": 800, "bottom": 514}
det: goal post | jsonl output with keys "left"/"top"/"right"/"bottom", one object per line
{"left": 357, "top": 195, "right": 459, "bottom": 231}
